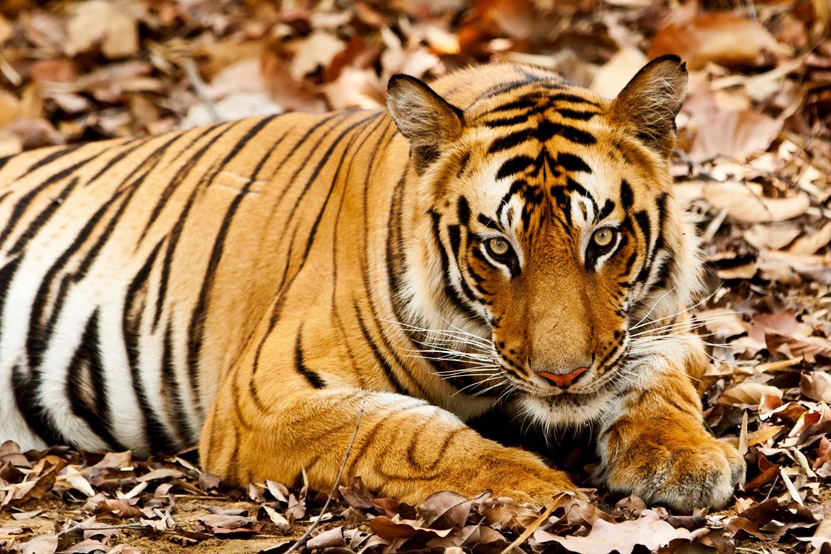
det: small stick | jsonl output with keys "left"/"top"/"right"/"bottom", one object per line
{"left": 499, "top": 501, "right": 556, "bottom": 554}
{"left": 284, "top": 402, "right": 365, "bottom": 554}
{"left": 183, "top": 56, "right": 221, "bottom": 124}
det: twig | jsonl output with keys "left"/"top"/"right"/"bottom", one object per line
{"left": 499, "top": 500, "right": 556, "bottom": 554}
{"left": 284, "top": 402, "right": 365, "bottom": 554}
{"left": 183, "top": 56, "right": 221, "bottom": 124}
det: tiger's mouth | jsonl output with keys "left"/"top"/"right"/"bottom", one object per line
{"left": 496, "top": 339, "right": 631, "bottom": 399}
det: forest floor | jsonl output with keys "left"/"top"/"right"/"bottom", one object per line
{"left": 1, "top": 0, "right": 830, "bottom": 553}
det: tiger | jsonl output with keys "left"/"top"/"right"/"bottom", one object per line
{"left": 0, "top": 55, "right": 745, "bottom": 513}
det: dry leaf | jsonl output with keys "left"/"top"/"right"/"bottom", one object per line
{"left": 260, "top": 505, "right": 290, "bottom": 532}
{"left": 14, "top": 534, "right": 59, "bottom": 554}
{"left": 534, "top": 510, "right": 704, "bottom": 554}
{"left": 66, "top": 0, "right": 141, "bottom": 59}
{"left": 651, "top": 11, "right": 784, "bottom": 69}
{"left": 591, "top": 47, "right": 647, "bottom": 98}
{"left": 720, "top": 382, "right": 783, "bottom": 406}
{"left": 801, "top": 372, "right": 831, "bottom": 403}
{"left": 690, "top": 110, "right": 783, "bottom": 161}
{"left": 703, "top": 182, "right": 810, "bottom": 223}
{"left": 290, "top": 30, "right": 345, "bottom": 81}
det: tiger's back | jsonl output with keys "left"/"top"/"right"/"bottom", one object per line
{"left": 0, "top": 109, "right": 392, "bottom": 454}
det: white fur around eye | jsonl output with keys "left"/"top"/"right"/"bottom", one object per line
{"left": 583, "top": 226, "right": 621, "bottom": 270}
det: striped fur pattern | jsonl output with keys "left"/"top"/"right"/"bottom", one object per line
{"left": 0, "top": 58, "right": 743, "bottom": 513}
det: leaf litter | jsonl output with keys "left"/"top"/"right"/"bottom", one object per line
{"left": 1, "top": 0, "right": 830, "bottom": 553}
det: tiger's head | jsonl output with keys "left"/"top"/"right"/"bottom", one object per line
{"left": 388, "top": 57, "right": 703, "bottom": 426}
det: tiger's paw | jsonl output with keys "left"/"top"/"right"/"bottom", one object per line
{"left": 602, "top": 435, "right": 745, "bottom": 513}
{"left": 497, "top": 475, "right": 588, "bottom": 507}
{"left": 478, "top": 459, "right": 584, "bottom": 508}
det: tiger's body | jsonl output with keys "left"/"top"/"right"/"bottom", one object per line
{"left": 0, "top": 60, "right": 744, "bottom": 512}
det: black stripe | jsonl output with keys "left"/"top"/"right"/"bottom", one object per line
{"left": 84, "top": 138, "right": 158, "bottom": 187}
{"left": 598, "top": 199, "right": 615, "bottom": 221}
{"left": 566, "top": 177, "right": 599, "bottom": 217}
{"left": 557, "top": 109, "right": 598, "bottom": 121}
{"left": 483, "top": 113, "right": 530, "bottom": 128}
{"left": 8, "top": 177, "right": 79, "bottom": 255}
{"left": 284, "top": 114, "right": 379, "bottom": 250}
{"left": 353, "top": 299, "right": 407, "bottom": 394}
{"left": 25, "top": 144, "right": 86, "bottom": 174}
{"left": 12, "top": 363, "right": 67, "bottom": 445}
{"left": 457, "top": 196, "right": 470, "bottom": 226}
{"left": 633, "top": 210, "right": 652, "bottom": 283}
{"left": 557, "top": 153, "right": 592, "bottom": 174}
{"left": 122, "top": 239, "right": 178, "bottom": 453}
{"left": 151, "top": 125, "right": 242, "bottom": 329}
{"left": 623, "top": 250, "right": 637, "bottom": 276}
{"left": 456, "top": 151, "right": 470, "bottom": 178}
{"left": 549, "top": 93, "right": 599, "bottom": 106}
{"left": 488, "top": 128, "right": 535, "bottom": 153}
{"left": 473, "top": 80, "right": 542, "bottom": 102}
{"left": 294, "top": 329, "right": 324, "bottom": 388}
{"left": 0, "top": 257, "right": 21, "bottom": 347}
{"left": 273, "top": 113, "right": 351, "bottom": 207}
{"left": 429, "top": 210, "right": 483, "bottom": 321}
{"left": 162, "top": 318, "right": 197, "bottom": 445}
{"left": 633, "top": 211, "right": 652, "bottom": 254}
{"left": 65, "top": 309, "right": 127, "bottom": 450}
{"left": 485, "top": 96, "right": 541, "bottom": 114}
{"left": 641, "top": 193, "right": 669, "bottom": 291}
{"left": 620, "top": 180, "right": 633, "bottom": 211}
{"left": 496, "top": 155, "right": 534, "bottom": 180}
{"left": 477, "top": 214, "right": 503, "bottom": 231}
{"left": 280, "top": 113, "right": 344, "bottom": 176}
{"left": 538, "top": 120, "right": 596, "bottom": 145}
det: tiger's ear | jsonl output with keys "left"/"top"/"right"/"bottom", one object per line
{"left": 387, "top": 74, "right": 464, "bottom": 173}
{"left": 610, "top": 55, "right": 688, "bottom": 158}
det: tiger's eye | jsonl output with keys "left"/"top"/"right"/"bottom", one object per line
{"left": 487, "top": 237, "right": 510, "bottom": 257}
{"left": 593, "top": 228, "right": 614, "bottom": 247}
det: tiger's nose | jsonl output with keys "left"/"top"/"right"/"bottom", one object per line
{"left": 537, "top": 367, "right": 589, "bottom": 387}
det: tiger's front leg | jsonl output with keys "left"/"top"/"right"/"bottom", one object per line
{"left": 201, "top": 380, "right": 577, "bottom": 506}
{"left": 595, "top": 343, "right": 745, "bottom": 513}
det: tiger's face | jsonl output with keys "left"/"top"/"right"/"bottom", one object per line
{"left": 389, "top": 57, "right": 701, "bottom": 424}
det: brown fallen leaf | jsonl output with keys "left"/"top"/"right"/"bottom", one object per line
{"left": 419, "top": 490, "right": 473, "bottom": 529}
{"left": 66, "top": 0, "right": 142, "bottom": 60}
{"left": 813, "top": 437, "right": 831, "bottom": 470}
{"left": 650, "top": 11, "right": 785, "bottom": 69}
{"left": 368, "top": 515, "right": 454, "bottom": 541}
{"left": 533, "top": 510, "right": 705, "bottom": 554}
{"left": 260, "top": 505, "right": 290, "bottom": 532}
{"left": 801, "top": 372, "right": 831, "bottom": 403}
{"left": 720, "top": 382, "right": 783, "bottom": 406}
{"left": 93, "top": 498, "right": 143, "bottom": 519}
{"left": 306, "top": 527, "right": 345, "bottom": 549}
{"left": 703, "top": 182, "right": 810, "bottom": 223}
{"left": 788, "top": 222, "right": 831, "bottom": 255}
{"left": 197, "top": 513, "right": 263, "bottom": 538}
{"left": 14, "top": 534, "right": 59, "bottom": 554}
{"left": 290, "top": 30, "right": 346, "bottom": 81}
{"left": 690, "top": 109, "right": 784, "bottom": 161}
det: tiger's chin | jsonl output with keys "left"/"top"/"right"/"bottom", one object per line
{"left": 513, "top": 384, "right": 619, "bottom": 430}
{"left": 514, "top": 368, "right": 622, "bottom": 430}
